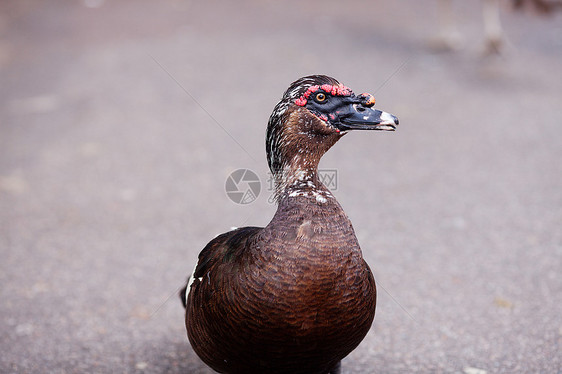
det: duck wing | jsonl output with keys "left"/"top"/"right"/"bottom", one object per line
{"left": 179, "top": 226, "right": 263, "bottom": 308}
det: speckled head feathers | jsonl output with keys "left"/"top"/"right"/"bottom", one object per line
{"left": 266, "top": 75, "right": 344, "bottom": 179}
{"left": 265, "top": 75, "right": 398, "bottom": 202}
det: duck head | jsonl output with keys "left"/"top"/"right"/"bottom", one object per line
{"left": 266, "top": 75, "right": 398, "bottom": 199}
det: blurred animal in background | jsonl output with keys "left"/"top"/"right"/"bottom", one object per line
{"left": 512, "top": 0, "right": 562, "bottom": 12}
{"left": 433, "top": 0, "right": 562, "bottom": 54}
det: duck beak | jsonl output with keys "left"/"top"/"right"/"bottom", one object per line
{"left": 336, "top": 104, "right": 399, "bottom": 131}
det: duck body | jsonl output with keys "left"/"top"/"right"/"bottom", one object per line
{"left": 182, "top": 75, "right": 398, "bottom": 374}
{"left": 187, "top": 191, "right": 375, "bottom": 374}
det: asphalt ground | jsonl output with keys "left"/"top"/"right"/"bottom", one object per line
{"left": 1, "top": 1, "right": 561, "bottom": 373}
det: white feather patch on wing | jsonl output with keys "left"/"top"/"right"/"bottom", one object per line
{"left": 185, "top": 262, "right": 200, "bottom": 306}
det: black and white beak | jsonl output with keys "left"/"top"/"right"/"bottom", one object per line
{"left": 335, "top": 104, "right": 399, "bottom": 131}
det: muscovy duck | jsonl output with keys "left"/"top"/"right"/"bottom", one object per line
{"left": 180, "top": 75, "right": 399, "bottom": 374}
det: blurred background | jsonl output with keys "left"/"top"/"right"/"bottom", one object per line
{"left": 1, "top": 1, "right": 561, "bottom": 373}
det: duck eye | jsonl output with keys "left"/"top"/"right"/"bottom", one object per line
{"left": 315, "top": 93, "right": 327, "bottom": 103}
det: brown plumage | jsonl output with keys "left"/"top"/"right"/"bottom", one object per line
{"left": 181, "top": 75, "right": 398, "bottom": 374}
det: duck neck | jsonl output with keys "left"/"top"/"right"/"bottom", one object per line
{"left": 267, "top": 109, "right": 342, "bottom": 202}
{"left": 272, "top": 155, "right": 331, "bottom": 202}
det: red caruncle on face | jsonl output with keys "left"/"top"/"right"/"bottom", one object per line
{"left": 294, "top": 84, "right": 352, "bottom": 107}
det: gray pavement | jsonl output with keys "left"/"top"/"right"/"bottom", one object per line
{"left": 1, "top": 1, "right": 561, "bottom": 373}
